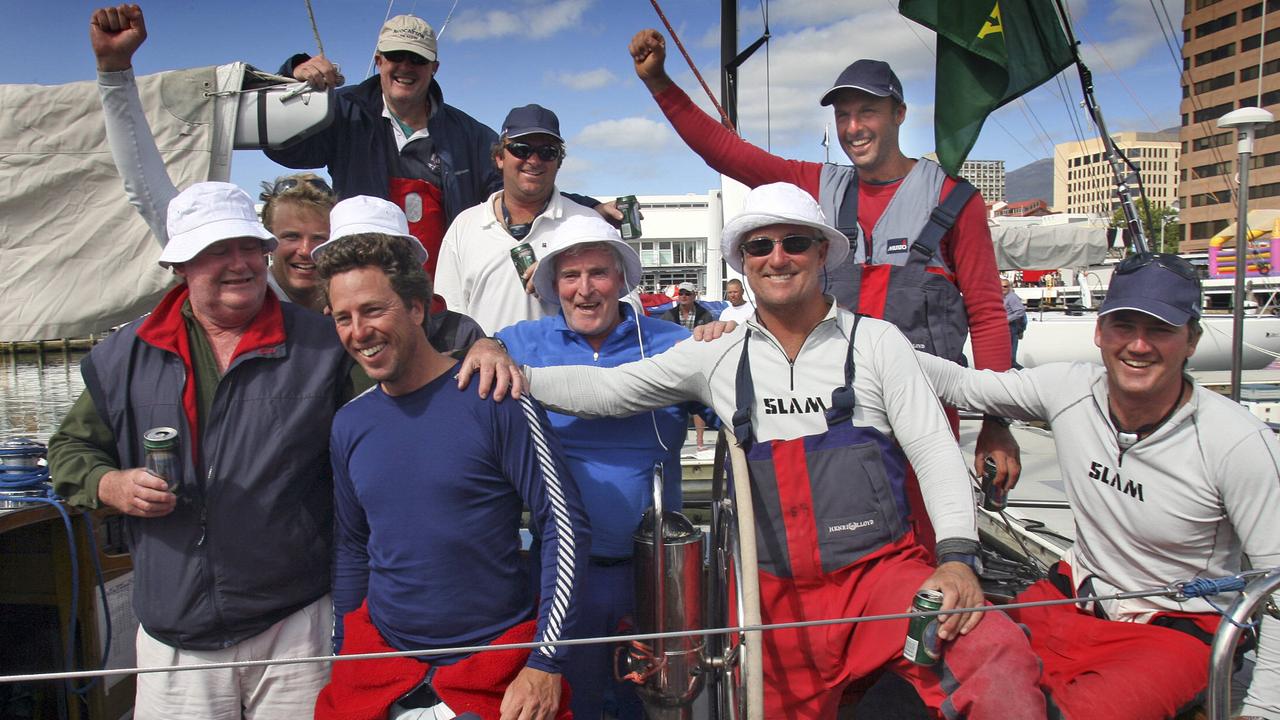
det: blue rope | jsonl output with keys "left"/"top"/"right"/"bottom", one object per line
{"left": 1178, "top": 575, "right": 1250, "bottom": 598}
{"left": 1177, "top": 575, "right": 1262, "bottom": 631}
{"left": 3, "top": 437, "right": 113, "bottom": 697}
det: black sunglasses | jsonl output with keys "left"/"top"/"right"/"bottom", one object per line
{"left": 741, "top": 234, "right": 820, "bottom": 258}
{"left": 1115, "top": 252, "right": 1198, "bottom": 282}
{"left": 380, "top": 50, "right": 431, "bottom": 66}
{"left": 259, "top": 177, "right": 334, "bottom": 201}
{"left": 505, "top": 142, "right": 564, "bottom": 162}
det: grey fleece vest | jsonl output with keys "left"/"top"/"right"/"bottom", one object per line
{"left": 816, "top": 159, "right": 973, "bottom": 363}
{"left": 81, "top": 303, "right": 353, "bottom": 650}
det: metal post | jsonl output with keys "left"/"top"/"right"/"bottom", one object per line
{"left": 1218, "top": 107, "right": 1274, "bottom": 402}
{"left": 1231, "top": 145, "right": 1251, "bottom": 402}
{"left": 1207, "top": 569, "right": 1280, "bottom": 719}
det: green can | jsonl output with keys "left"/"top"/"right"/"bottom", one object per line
{"left": 903, "top": 589, "right": 944, "bottom": 665}
{"left": 510, "top": 242, "right": 537, "bottom": 280}
{"left": 617, "top": 195, "right": 642, "bottom": 240}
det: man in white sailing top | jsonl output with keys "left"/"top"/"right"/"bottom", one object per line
{"left": 718, "top": 278, "right": 755, "bottom": 323}
{"left": 497, "top": 183, "right": 1049, "bottom": 718}
{"left": 916, "top": 253, "right": 1280, "bottom": 720}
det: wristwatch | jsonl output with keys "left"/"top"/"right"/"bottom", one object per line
{"left": 937, "top": 552, "right": 985, "bottom": 576}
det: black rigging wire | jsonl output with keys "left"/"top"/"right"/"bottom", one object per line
{"left": 762, "top": 0, "right": 771, "bottom": 152}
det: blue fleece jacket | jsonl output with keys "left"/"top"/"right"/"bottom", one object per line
{"left": 497, "top": 305, "right": 704, "bottom": 558}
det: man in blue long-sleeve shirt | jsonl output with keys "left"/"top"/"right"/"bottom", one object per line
{"left": 313, "top": 200, "right": 589, "bottom": 720}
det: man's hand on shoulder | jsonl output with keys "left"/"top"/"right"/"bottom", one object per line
{"left": 90, "top": 4, "right": 147, "bottom": 72}
{"left": 98, "top": 467, "right": 176, "bottom": 517}
{"left": 457, "top": 337, "right": 525, "bottom": 401}
{"left": 292, "top": 55, "right": 345, "bottom": 91}
{"left": 920, "top": 561, "right": 984, "bottom": 642}
{"left": 628, "top": 29, "right": 673, "bottom": 95}
{"left": 692, "top": 320, "right": 736, "bottom": 341}
{"left": 499, "top": 666, "right": 561, "bottom": 720}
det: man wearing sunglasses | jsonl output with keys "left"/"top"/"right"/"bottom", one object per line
{"left": 435, "top": 105, "right": 607, "bottom": 334}
{"left": 628, "top": 29, "right": 1020, "bottom": 548}
{"left": 505, "top": 183, "right": 1049, "bottom": 719}
{"left": 916, "top": 253, "right": 1280, "bottom": 720}
{"left": 659, "top": 282, "right": 715, "bottom": 330}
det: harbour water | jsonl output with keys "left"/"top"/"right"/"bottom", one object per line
{"left": 0, "top": 351, "right": 86, "bottom": 444}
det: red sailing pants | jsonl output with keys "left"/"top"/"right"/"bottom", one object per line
{"left": 757, "top": 539, "right": 1047, "bottom": 719}
{"left": 1005, "top": 565, "right": 1218, "bottom": 720}
{"left": 315, "top": 602, "right": 572, "bottom": 720}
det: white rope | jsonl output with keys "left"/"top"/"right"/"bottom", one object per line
{"left": 0, "top": 582, "right": 1217, "bottom": 685}
{"left": 365, "top": 0, "right": 399, "bottom": 82}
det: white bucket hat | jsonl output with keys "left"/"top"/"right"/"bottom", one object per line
{"left": 159, "top": 182, "right": 276, "bottom": 267}
{"left": 531, "top": 215, "right": 644, "bottom": 303}
{"left": 314, "top": 196, "right": 428, "bottom": 265}
{"left": 720, "top": 182, "right": 850, "bottom": 274}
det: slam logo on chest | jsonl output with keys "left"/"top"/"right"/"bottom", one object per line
{"left": 1087, "top": 461, "right": 1145, "bottom": 502}
{"left": 763, "top": 396, "right": 829, "bottom": 415}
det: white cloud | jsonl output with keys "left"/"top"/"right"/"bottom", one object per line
{"left": 575, "top": 117, "right": 673, "bottom": 150}
{"left": 450, "top": 0, "right": 592, "bottom": 41}
{"left": 554, "top": 68, "right": 618, "bottom": 91}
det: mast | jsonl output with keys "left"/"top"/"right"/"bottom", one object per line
{"left": 721, "top": 0, "right": 738, "bottom": 130}
{"left": 1052, "top": 0, "right": 1150, "bottom": 255}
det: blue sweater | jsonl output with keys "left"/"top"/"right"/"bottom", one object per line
{"left": 498, "top": 306, "right": 701, "bottom": 558}
{"left": 329, "top": 366, "right": 589, "bottom": 673}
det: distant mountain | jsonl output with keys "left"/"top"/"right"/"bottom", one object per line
{"left": 1006, "top": 158, "right": 1054, "bottom": 204}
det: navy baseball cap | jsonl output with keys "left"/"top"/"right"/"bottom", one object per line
{"left": 501, "top": 104, "right": 563, "bottom": 142}
{"left": 820, "top": 59, "right": 904, "bottom": 106}
{"left": 1099, "top": 254, "right": 1202, "bottom": 325}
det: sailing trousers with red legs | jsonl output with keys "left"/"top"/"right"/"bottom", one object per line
{"left": 1006, "top": 564, "right": 1219, "bottom": 720}
{"left": 758, "top": 540, "right": 1048, "bottom": 720}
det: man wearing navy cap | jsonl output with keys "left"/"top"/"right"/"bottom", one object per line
{"left": 628, "top": 29, "right": 1020, "bottom": 556}
{"left": 916, "top": 253, "right": 1280, "bottom": 719}
{"left": 434, "top": 104, "right": 605, "bottom": 334}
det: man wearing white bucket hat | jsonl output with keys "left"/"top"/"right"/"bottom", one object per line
{"left": 312, "top": 217, "right": 588, "bottom": 720}
{"left": 321, "top": 195, "right": 486, "bottom": 356}
{"left": 494, "top": 214, "right": 711, "bottom": 719}
{"left": 514, "top": 183, "right": 1048, "bottom": 718}
{"left": 630, "top": 28, "right": 1020, "bottom": 554}
{"left": 49, "top": 181, "right": 356, "bottom": 718}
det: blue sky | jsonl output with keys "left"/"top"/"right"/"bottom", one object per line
{"left": 2, "top": 0, "right": 1184, "bottom": 200}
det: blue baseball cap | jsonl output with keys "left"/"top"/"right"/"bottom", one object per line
{"left": 501, "top": 104, "right": 563, "bottom": 142}
{"left": 1099, "top": 254, "right": 1202, "bottom": 325}
{"left": 820, "top": 59, "right": 904, "bottom": 106}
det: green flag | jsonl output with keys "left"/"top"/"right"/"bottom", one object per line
{"left": 899, "top": 0, "right": 1075, "bottom": 176}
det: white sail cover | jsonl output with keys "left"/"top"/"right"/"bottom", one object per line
{"left": 0, "top": 65, "right": 242, "bottom": 341}
{"left": 990, "top": 223, "right": 1109, "bottom": 271}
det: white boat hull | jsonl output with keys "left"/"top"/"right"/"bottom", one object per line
{"left": 965, "top": 313, "right": 1280, "bottom": 371}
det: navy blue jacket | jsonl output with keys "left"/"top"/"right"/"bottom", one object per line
{"left": 266, "top": 70, "right": 501, "bottom": 226}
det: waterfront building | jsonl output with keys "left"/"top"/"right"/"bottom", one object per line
{"left": 1180, "top": 0, "right": 1280, "bottom": 252}
{"left": 959, "top": 159, "right": 1006, "bottom": 203}
{"left": 993, "top": 198, "right": 1053, "bottom": 218}
{"left": 1053, "top": 131, "right": 1180, "bottom": 216}
{"left": 623, "top": 192, "right": 726, "bottom": 298}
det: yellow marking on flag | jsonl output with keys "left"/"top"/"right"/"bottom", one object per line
{"left": 978, "top": 3, "right": 1003, "bottom": 39}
